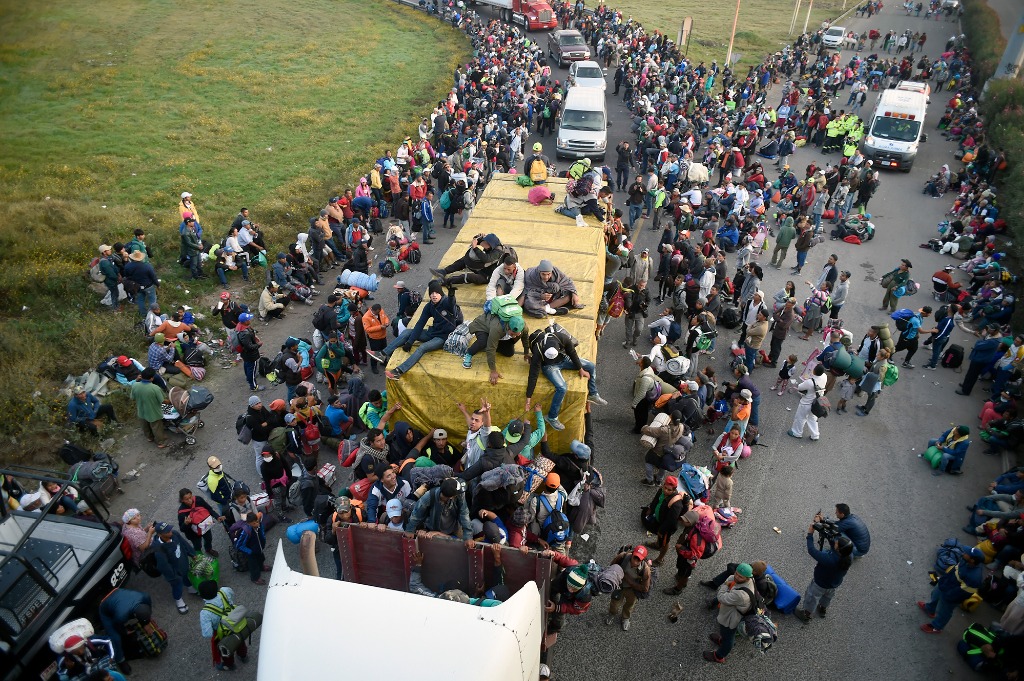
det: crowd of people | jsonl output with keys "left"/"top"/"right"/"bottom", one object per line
{"left": 5, "top": 0, "right": 1020, "bottom": 678}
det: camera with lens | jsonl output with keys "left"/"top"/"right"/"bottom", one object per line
{"left": 813, "top": 510, "right": 841, "bottom": 548}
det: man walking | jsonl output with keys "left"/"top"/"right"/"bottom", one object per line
{"left": 771, "top": 215, "right": 796, "bottom": 269}
{"left": 767, "top": 298, "right": 796, "bottom": 367}
{"left": 605, "top": 545, "right": 653, "bottom": 631}
{"left": 879, "top": 259, "right": 912, "bottom": 312}
{"left": 921, "top": 305, "right": 956, "bottom": 370}
{"left": 894, "top": 306, "right": 931, "bottom": 369}
{"left": 918, "top": 547, "right": 984, "bottom": 634}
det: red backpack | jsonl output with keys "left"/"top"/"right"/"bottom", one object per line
{"left": 694, "top": 505, "right": 722, "bottom": 558}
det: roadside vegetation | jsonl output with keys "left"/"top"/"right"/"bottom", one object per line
{"left": 0, "top": 0, "right": 469, "bottom": 460}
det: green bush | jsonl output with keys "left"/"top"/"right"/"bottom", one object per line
{"left": 962, "top": 0, "right": 1008, "bottom": 82}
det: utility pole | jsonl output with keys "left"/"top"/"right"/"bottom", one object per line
{"left": 992, "top": 9, "right": 1024, "bottom": 83}
{"left": 726, "top": 0, "right": 742, "bottom": 66}
{"left": 803, "top": 0, "right": 815, "bottom": 35}
{"left": 790, "top": 0, "right": 803, "bottom": 36}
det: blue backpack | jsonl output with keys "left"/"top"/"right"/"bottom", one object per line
{"left": 538, "top": 494, "right": 571, "bottom": 544}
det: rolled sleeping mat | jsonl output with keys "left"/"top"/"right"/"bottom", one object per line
{"left": 765, "top": 565, "right": 800, "bottom": 613}
{"left": 882, "top": 338, "right": 896, "bottom": 352}
{"left": 845, "top": 355, "right": 866, "bottom": 380}
{"left": 830, "top": 346, "right": 853, "bottom": 373}
{"left": 217, "top": 613, "right": 264, "bottom": 657}
{"left": 924, "top": 445, "right": 943, "bottom": 469}
{"left": 286, "top": 519, "right": 319, "bottom": 544}
{"left": 338, "top": 269, "right": 380, "bottom": 292}
{"left": 640, "top": 411, "right": 671, "bottom": 449}
{"left": 872, "top": 323, "right": 892, "bottom": 341}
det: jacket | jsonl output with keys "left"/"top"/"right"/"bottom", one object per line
{"left": 935, "top": 558, "right": 983, "bottom": 604}
{"left": 806, "top": 533, "right": 850, "bottom": 589}
{"left": 259, "top": 288, "right": 286, "bottom": 318}
{"left": 486, "top": 265, "right": 525, "bottom": 301}
{"left": 467, "top": 312, "right": 529, "bottom": 371}
{"left": 245, "top": 406, "right": 275, "bottom": 442}
{"left": 153, "top": 531, "right": 194, "bottom": 581}
{"left": 408, "top": 291, "right": 459, "bottom": 343}
{"left": 362, "top": 309, "right": 389, "bottom": 341}
{"left": 458, "top": 428, "right": 531, "bottom": 483}
{"left": 969, "top": 337, "right": 1004, "bottom": 365}
{"left": 98, "top": 588, "right": 151, "bottom": 661}
{"left": 716, "top": 578, "right": 757, "bottom": 628}
{"left": 526, "top": 325, "right": 583, "bottom": 399}
{"left": 129, "top": 380, "right": 165, "bottom": 422}
{"left": 405, "top": 487, "right": 473, "bottom": 540}
{"left": 837, "top": 514, "right": 871, "bottom": 555}
{"left": 236, "top": 523, "right": 266, "bottom": 555}
{"left": 237, "top": 326, "right": 261, "bottom": 362}
{"left": 124, "top": 260, "right": 159, "bottom": 289}
{"left": 67, "top": 394, "right": 102, "bottom": 424}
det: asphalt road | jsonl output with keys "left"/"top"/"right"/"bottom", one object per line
{"left": 983, "top": 0, "right": 1020, "bottom": 45}
{"left": 100, "top": 5, "right": 1008, "bottom": 681}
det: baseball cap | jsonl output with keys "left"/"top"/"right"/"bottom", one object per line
{"left": 394, "top": 280, "right": 406, "bottom": 289}
{"left": 98, "top": 244, "right": 112, "bottom": 253}
{"left": 116, "top": 355, "right": 132, "bottom": 367}
{"left": 533, "top": 142, "right": 542, "bottom": 151}
{"left": 544, "top": 472, "right": 560, "bottom": 489}
{"left": 507, "top": 316, "right": 525, "bottom": 333}
{"left": 966, "top": 547, "right": 985, "bottom": 561}
{"left": 433, "top": 428, "right": 448, "bottom": 439}
{"left": 155, "top": 522, "right": 173, "bottom": 534}
{"left": 238, "top": 313, "right": 253, "bottom": 323}
{"left": 632, "top": 545, "right": 648, "bottom": 560}
{"left": 335, "top": 497, "right": 352, "bottom": 513}
{"left": 736, "top": 563, "right": 754, "bottom": 578}
{"left": 207, "top": 456, "right": 222, "bottom": 469}
{"left": 385, "top": 498, "right": 403, "bottom": 518}
{"left": 505, "top": 420, "right": 524, "bottom": 443}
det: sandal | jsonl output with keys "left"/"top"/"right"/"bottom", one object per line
{"left": 177, "top": 603, "right": 189, "bottom": 614}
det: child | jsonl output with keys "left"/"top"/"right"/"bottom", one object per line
{"left": 836, "top": 375, "right": 857, "bottom": 414}
{"left": 773, "top": 354, "right": 799, "bottom": 395}
{"left": 709, "top": 464, "right": 734, "bottom": 508}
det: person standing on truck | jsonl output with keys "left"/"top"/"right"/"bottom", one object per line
{"left": 526, "top": 142, "right": 551, "bottom": 184}
{"left": 405, "top": 477, "right": 475, "bottom": 545}
{"left": 152, "top": 522, "right": 196, "bottom": 614}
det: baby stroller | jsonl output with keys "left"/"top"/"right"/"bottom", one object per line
{"left": 163, "top": 386, "right": 214, "bottom": 445}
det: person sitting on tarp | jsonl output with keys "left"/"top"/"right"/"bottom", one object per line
{"left": 525, "top": 322, "right": 606, "bottom": 432}
{"left": 429, "top": 233, "right": 512, "bottom": 285}
{"left": 464, "top": 306, "right": 530, "bottom": 384}
{"left": 521, "top": 259, "right": 583, "bottom": 317}
{"left": 368, "top": 280, "right": 460, "bottom": 381}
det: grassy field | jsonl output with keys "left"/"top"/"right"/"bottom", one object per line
{"left": 0, "top": 0, "right": 469, "bottom": 459}
{"left": 610, "top": 0, "right": 849, "bottom": 68}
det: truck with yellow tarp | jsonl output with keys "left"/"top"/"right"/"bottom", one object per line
{"left": 382, "top": 174, "right": 605, "bottom": 451}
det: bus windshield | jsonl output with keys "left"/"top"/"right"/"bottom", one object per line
{"left": 560, "top": 109, "right": 605, "bottom": 131}
{"left": 871, "top": 116, "right": 921, "bottom": 142}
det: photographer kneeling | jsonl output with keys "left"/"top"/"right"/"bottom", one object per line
{"left": 794, "top": 513, "right": 854, "bottom": 623}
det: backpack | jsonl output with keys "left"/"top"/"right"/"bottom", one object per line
{"left": 303, "top": 422, "right": 321, "bottom": 451}
{"left": 811, "top": 394, "right": 830, "bottom": 418}
{"left": 228, "top": 520, "right": 249, "bottom": 552}
{"left": 483, "top": 294, "right": 523, "bottom": 323}
{"left": 538, "top": 494, "right": 572, "bottom": 544}
{"left": 313, "top": 494, "right": 339, "bottom": 546}
{"left": 607, "top": 289, "right": 625, "bottom": 318}
{"left": 529, "top": 157, "right": 548, "bottom": 183}
{"left": 542, "top": 104, "right": 552, "bottom": 119}
{"left": 739, "top": 586, "right": 779, "bottom": 653}
{"left": 312, "top": 305, "right": 336, "bottom": 334}
{"left": 890, "top": 308, "right": 914, "bottom": 331}
{"left": 694, "top": 504, "right": 721, "bottom": 548}
{"left": 406, "top": 290, "right": 423, "bottom": 311}
{"left": 288, "top": 469, "right": 317, "bottom": 508}
{"left": 567, "top": 159, "right": 590, "bottom": 179}
{"left": 202, "top": 590, "right": 250, "bottom": 637}
{"left": 439, "top": 189, "right": 452, "bottom": 211}
{"left": 882, "top": 361, "right": 899, "bottom": 387}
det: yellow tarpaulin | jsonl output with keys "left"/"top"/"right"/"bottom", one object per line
{"left": 383, "top": 175, "right": 606, "bottom": 450}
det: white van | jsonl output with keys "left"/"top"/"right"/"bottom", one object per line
{"left": 822, "top": 25, "right": 846, "bottom": 49}
{"left": 556, "top": 86, "right": 607, "bottom": 160}
{"left": 861, "top": 82, "right": 928, "bottom": 171}
{"left": 568, "top": 60, "right": 606, "bottom": 91}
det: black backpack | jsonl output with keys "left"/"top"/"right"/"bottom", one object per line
{"left": 312, "top": 304, "right": 337, "bottom": 334}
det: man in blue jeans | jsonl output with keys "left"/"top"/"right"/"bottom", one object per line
{"left": 702, "top": 563, "right": 757, "bottom": 664}
{"left": 919, "top": 548, "right": 984, "bottom": 633}
{"left": 922, "top": 305, "right": 957, "bottom": 369}
{"left": 524, "top": 322, "right": 606, "bottom": 431}
{"left": 368, "top": 280, "right": 459, "bottom": 380}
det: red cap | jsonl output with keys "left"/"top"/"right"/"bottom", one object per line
{"left": 64, "top": 635, "right": 85, "bottom": 650}
{"left": 632, "top": 545, "right": 648, "bottom": 560}
{"left": 663, "top": 476, "right": 679, "bottom": 487}
{"left": 116, "top": 355, "right": 131, "bottom": 367}
{"left": 219, "top": 291, "right": 231, "bottom": 300}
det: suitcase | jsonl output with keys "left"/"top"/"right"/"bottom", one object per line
{"left": 941, "top": 343, "right": 964, "bottom": 370}
{"left": 765, "top": 565, "right": 801, "bottom": 613}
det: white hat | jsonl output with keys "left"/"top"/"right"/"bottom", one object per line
{"left": 181, "top": 191, "right": 192, "bottom": 199}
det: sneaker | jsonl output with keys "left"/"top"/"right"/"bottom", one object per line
{"left": 206, "top": 548, "right": 219, "bottom": 558}
{"left": 640, "top": 478, "right": 657, "bottom": 487}
{"left": 462, "top": 354, "right": 473, "bottom": 369}
{"left": 787, "top": 430, "right": 802, "bottom": 439}
{"left": 385, "top": 370, "right": 401, "bottom": 380}
{"left": 428, "top": 268, "right": 446, "bottom": 279}
{"left": 702, "top": 651, "right": 725, "bottom": 664}
{"left": 366, "top": 350, "right": 387, "bottom": 365}
{"left": 587, "top": 393, "right": 608, "bottom": 406}
{"left": 817, "top": 606, "right": 827, "bottom": 617}
{"left": 545, "top": 416, "right": 565, "bottom": 431}
{"left": 856, "top": 407, "right": 868, "bottom": 417}
{"left": 920, "top": 623, "right": 942, "bottom": 634}
{"left": 621, "top": 618, "right": 631, "bottom": 631}
{"left": 663, "top": 586, "right": 683, "bottom": 596}
{"left": 605, "top": 614, "right": 616, "bottom": 626}
{"left": 544, "top": 304, "right": 557, "bottom": 315}
{"left": 902, "top": 362, "right": 914, "bottom": 369}
{"left": 215, "top": 663, "right": 236, "bottom": 671}
{"left": 794, "top": 608, "right": 811, "bottom": 623}
{"left": 554, "top": 306, "right": 570, "bottom": 315}
{"left": 699, "top": 580, "right": 717, "bottom": 590}
{"left": 925, "top": 364, "right": 937, "bottom": 370}
{"left": 917, "top": 601, "right": 935, "bottom": 617}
